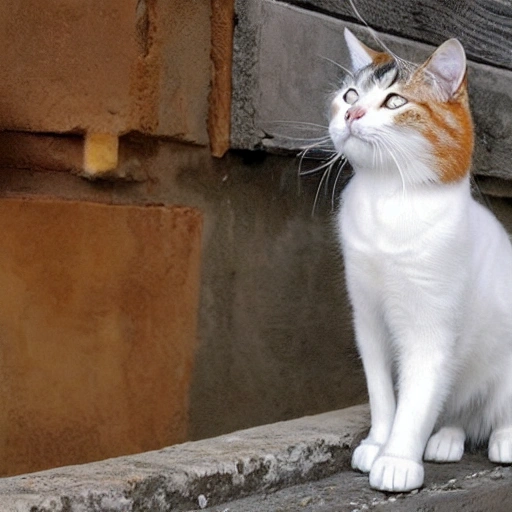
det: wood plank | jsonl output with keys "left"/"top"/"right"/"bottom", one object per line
{"left": 287, "top": 0, "right": 512, "bottom": 70}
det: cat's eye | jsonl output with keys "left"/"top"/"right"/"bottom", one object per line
{"left": 383, "top": 93, "right": 407, "bottom": 110}
{"left": 343, "top": 88, "right": 359, "bottom": 105}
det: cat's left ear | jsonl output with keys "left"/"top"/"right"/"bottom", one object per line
{"left": 421, "top": 39, "right": 467, "bottom": 100}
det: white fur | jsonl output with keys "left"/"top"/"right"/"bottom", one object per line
{"left": 331, "top": 34, "right": 512, "bottom": 493}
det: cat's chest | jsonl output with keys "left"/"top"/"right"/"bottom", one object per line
{"left": 338, "top": 178, "right": 467, "bottom": 258}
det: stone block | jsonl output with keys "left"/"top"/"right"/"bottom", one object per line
{"left": 284, "top": 0, "right": 512, "bottom": 71}
{"left": 0, "top": 198, "right": 203, "bottom": 476}
{"left": 0, "top": 0, "right": 211, "bottom": 145}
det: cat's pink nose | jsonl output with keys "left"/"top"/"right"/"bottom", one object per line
{"left": 345, "top": 106, "right": 366, "bottom": 123}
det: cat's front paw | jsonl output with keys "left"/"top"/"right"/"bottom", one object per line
{"left": 351, "top": 441, "right": 382, "bottom": 473}
{"left": 369, "top": 455, "right": 424, "bottom": 492}
{"left": 424, "top": 426, "right": 465, "bottom": 462}
{"left": 489, "top": 427, "right": 512, "bottom": 464}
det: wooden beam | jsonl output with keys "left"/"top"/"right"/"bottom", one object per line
{"left": 209, "top": 0, "right": 235, "bottom": 158}
{"left": 289, "top": 0, "right": 512, "bottom": 71}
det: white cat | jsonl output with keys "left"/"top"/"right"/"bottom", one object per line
{"left": 329, "top": 28, "right": 512, "bottom": 492}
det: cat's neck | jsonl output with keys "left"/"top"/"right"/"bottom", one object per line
{"left": 343, "top": 133, "right": 444, "bottom": 189}
{"left": 348, "top": 164, "right": 471, "bottom": 199}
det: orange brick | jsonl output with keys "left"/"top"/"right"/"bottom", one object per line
{"left": 0, "top": 0, "right": 211, "bottom": 145}
{"left": 0, "top": 198, "right": 203, "bottom": 476}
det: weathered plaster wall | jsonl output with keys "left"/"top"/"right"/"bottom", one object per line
{"left": 0, "top": 140, "right": 368, "bottom": 444}
{"left": 3, "top": 138, "right": 509, "bottom": 445}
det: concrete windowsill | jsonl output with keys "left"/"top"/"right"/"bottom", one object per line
{"left": 2, "top": 404, "right": 511, "bottom": 511}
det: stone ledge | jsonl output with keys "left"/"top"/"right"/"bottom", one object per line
{"left": 1, "top": 404, "right": 511, "bottom": 511}
{"left": 0, "top": 405, "right": 369, "bottom": 511}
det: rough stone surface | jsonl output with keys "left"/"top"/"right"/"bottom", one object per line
{"left": 0, "top": 404, "right": 509, "bottom": 511}
{"left": 285, "top": 0, "right": 512, "bottom": 71}
{"left": 0, "top": 198, "right": 203, "bottom": 476}
{"left": 231, "top": 0, "right": 512, "bottom": 184}
{"left": 231, "top": 0, "right": 264, "bottom": 150}
{"left": 0, "top": 405, "right": 370, "bottom": 511}
{"left": 208, "top": 462, "right": 512, "bottom": 512}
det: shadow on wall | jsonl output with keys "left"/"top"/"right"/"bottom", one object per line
{"left": 184, "top": 150, "right": 366, "bottom": 440}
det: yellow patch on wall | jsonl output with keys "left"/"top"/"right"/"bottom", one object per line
{"left": 83, "top": 133, "right": 119, "bottom": 175}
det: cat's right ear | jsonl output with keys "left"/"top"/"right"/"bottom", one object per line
{"left": 344, "top": 28, "right": 377, "bottom": 72}
{"left": 420, "top": 39, "right": 467, "bottom": 100}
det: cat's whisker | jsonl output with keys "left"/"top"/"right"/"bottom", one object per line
{"left": 297, "top": 138, "right": 338, "bottom": 178}
{"left": 382, "top": 133, "right": 424, "bottom": 190}
{"left": 312, "top": 154, "right": 348, "bottom": 216}
{"left": 262, "top": 121, "right": 332, "bottom": 153}
{"left": 331, "top": 156, "right": 350, "bottom": 210}
{"left": 298, "top": 137, "right": 335, "bottom": 155}
{"left": 274, "top": 134, "right": 332, "bottom": 143}
{"left": 319, "top": 55, "right": 353, "bottom": 78}
{"left": 311, "top": 159, "right": 332, "bottom": 216}
{"left": 299, "top": 148, "right": 337, "bottom": 165}
{"left": 387, "top": 144, "right": 412, "bottom": 198}
{"left": 299, "top": 151, "right": 340, "bottom": 177}
{"left": 265, "top": 120, "right": 329, "bottom": 131}
{"left": 376, "top": 138, "right": 408, "bottom": 197}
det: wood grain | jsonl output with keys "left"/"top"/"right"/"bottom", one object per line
{"left": 288, "top": 0, "right": 512, "bottom": 70}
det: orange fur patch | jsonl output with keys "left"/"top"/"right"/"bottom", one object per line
{"left": 372, "top": 52, "right": 394, "bottom": 67}
{"left": 400, "top": 78, "right": 473, "bottom": 183}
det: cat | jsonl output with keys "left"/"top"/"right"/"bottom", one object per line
{"left": 329, "top": 28, "right": 512, "bottom": 492}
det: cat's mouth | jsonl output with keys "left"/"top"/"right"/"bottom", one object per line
{"left": 329, "top": 127, "right": 348, "bottom": 150}
{"left": 346, "top": 122, "right": 372, "bottom": 141}
{"left": 330, "top": 124, "right": 371, "bottom": 152}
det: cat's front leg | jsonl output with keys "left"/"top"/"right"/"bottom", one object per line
{"left": 369, "top": 330, "right": 453, "bottom": 492}
{"left": 424, "top": 425, "right": 465, "bottom": 462}
{"left": 350, "top": 305, "right": 396, "bottom": 473}
{"left": 489, "top": 426, "right": 512, "bottom": 463}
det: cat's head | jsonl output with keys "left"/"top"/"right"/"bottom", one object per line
{"left": 329, "top": 29, "right": 473, "bottom": 185}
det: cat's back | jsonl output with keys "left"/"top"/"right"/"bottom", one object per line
{"left": 467, "top": 198, "right": 512, "bottom": 302}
